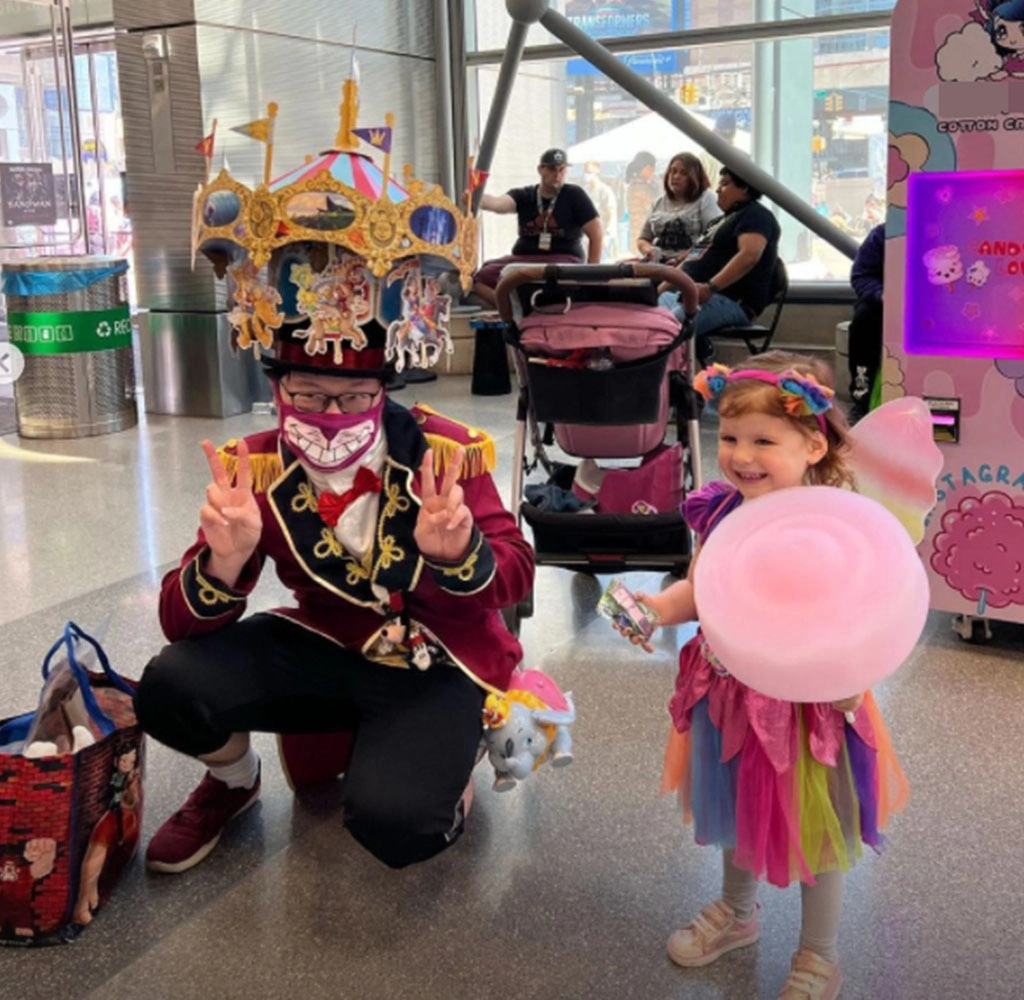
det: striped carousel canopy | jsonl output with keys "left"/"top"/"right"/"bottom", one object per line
{"left": 270, "top": 149, "right": 409, "bottom": 202}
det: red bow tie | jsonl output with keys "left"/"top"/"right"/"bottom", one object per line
{"left": 317, "top": 466, "right": 383, "bottom": 527}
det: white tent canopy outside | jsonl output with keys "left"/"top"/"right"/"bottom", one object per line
{"left": 568, "top": 111, "right": 751, "bottom": 168}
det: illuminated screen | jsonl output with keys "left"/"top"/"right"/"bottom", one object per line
{"left": 905, "top": 170, "right": 1024, "bottom": 359}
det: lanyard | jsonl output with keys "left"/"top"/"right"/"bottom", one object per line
{"left": 535, "top": 184, "right": 561, "bottom": 232}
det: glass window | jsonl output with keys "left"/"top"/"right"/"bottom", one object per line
{"left": 469, "top": 19, "right": 889, "bottom": 281}
{"left": 0, "top": 41, "right": 129, "bottom": 266}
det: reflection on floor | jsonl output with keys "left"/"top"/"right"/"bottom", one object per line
{"left": 1, "top": 376, "right": 1022, "bottom": 1000}
{"left": 0, "top": 398, "right": 15, "bottom": 437}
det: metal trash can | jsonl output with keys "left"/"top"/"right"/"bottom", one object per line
{"left": 1, "top": 256, "right": 137, "bottom": 439}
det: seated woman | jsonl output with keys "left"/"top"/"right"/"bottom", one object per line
{"left": 637, "top": 153, "right": 721, "bottom": 264}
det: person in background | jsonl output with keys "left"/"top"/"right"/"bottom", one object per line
{"left": 582, "top": 160, "right": 618, "bottom": 260}
{"left": 659, "top": 166, "right": 781, "bottom": 368}
{"left": 473, "top": 148, "right": 602, "bottom": 307}
{"left": 625, "top": 150, "right": 660, "bottom": 256}
{"left": 637, "top": 153, "right": 721, "bottom": 263}
{"left": 847, "top": 223, "right": 885, "bottom": 422}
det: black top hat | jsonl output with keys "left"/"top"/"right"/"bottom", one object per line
{"left": 259, "top": 318, "right": 389, "bottom": 380}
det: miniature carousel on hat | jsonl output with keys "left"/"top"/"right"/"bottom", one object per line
{"left": 191, "top": 72, "right": 479, "bottom": 377}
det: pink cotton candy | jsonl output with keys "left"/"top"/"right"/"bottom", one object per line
{"left": 695, "top": 487, "right": 930, "bottom": 703}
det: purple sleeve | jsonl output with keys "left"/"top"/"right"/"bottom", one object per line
{"left": 851, "top": 225, "right": 885, "bottom": 302}
{"left": 682, "top": 482, "right": 739, "bottom": 540}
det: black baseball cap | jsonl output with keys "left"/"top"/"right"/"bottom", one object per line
{"left": 539, "top": 148, "right": 568, "bottom": 167}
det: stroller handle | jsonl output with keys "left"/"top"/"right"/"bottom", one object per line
{"left": 494, "top": 262, "right": 699, "bottom": 325}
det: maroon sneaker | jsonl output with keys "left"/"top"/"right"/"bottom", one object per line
{"left": 146, "top": 766, "right": 261, "bottom": 874}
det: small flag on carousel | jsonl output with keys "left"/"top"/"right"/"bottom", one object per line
{"left": 195, "top": 119, "right": 217, "bottom": 180}
{"left": 194, "top": 129, "right": 215, "bottom": 159}
{"left": 352, "top": 126, "right": 393, "bottom": 153}
{"left": 469, "top": 167, "right": 489, "bottom": 191}
{"left": 231, "top": 102, "right": 279, "bottom": 185}
{"left": 231, "top": 115, "right": 274, "bottom": 144}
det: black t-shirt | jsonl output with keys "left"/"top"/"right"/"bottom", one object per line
{"left": 682, "top": 200, "right": 780, "bottom": 317}
{"left": 509, "top": 183, "right": 599, "bottom": 258}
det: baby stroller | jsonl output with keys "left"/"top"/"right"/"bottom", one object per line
{"left": 495, "top": 263, "right": 703, "bottom": 634}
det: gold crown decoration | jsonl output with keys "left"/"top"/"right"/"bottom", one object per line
{"left": 191, "top": 75, "right": 479, "bottom": 374}
{"left": 192, "top": 85, "right": 476, "bottom": 284}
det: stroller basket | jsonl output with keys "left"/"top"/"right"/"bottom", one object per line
{"left": 521, "top": 506, "right": 690, "bottom": 574}
{"left": 523, "top": 349, "right": 674, "bottom": 425}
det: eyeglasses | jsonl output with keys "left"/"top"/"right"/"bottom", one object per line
{"left": 282, "top": 381, "right": 381, "bottom": 414}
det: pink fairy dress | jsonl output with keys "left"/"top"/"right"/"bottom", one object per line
{"left": 661, "top": 482, "right": 910, "bottom": 887}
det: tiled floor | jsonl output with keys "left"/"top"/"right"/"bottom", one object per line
{"left": 1, "top": 376, "right": 1022, "bottom": 1000}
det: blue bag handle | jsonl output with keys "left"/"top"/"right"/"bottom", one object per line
{"left": 40, "top": 622, "right": 134, "bottom": 738}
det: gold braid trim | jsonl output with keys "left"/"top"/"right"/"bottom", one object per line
{"left": 414, "top": 403, "right": 496, "bottom": 478}
{"left": 423, "top": 431, "right": 496, "bottom": 479}
{"left": 216, "top": 441, "right": 283, "bottom": 494}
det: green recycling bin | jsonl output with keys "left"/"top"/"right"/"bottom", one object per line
{"left": 1, "top": 256, "right": 137, "bottom": 439}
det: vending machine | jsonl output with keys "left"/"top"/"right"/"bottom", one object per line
{"left": 885, "top": 0, "right": 1024, "bottom": 639}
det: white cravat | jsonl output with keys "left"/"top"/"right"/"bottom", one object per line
{"left": 301, "top": 430, "right": 387, "bottom": 562}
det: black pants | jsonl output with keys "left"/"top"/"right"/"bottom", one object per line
{"left": 847, "top": 297, "right": 883, "bottom": 413}
{"left": 135, "top": 614, "right": 486, "bottom": 869}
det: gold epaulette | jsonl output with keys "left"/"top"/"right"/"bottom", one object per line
{"left": 216, "top": 439, "right": 283, "bottom": 494}
{"left": 411, "top": 403, "right": 496, "bottom": 479}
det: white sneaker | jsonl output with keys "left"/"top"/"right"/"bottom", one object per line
{"left": 667, "top": 899, "right": 759, "bottom": 968}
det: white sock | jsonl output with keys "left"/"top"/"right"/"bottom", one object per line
{"left": 208, "top": 747, "right": 259, "bottom": 789}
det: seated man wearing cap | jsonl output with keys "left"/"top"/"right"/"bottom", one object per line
{"left": 134, "top": 259, "right": 535, "bottom": 875}
{"left": 472, "top": 147, "right": 603, "bottom": 307}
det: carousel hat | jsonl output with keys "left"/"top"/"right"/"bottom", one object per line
{"left": 191, "top": 73, "right": 479, "bottom": 375}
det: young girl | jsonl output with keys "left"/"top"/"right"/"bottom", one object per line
{"left": 625, "top": 351, "right": 908, "bottom": 1000}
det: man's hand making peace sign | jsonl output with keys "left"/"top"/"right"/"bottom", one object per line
{"left": 199, "top": 438, "right": 262, "bottom": 588}
{"left": 414, "top": 447, "right": 473, "bottom": 563}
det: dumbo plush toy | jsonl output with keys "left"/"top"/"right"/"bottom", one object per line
{"left": 481, "top": 669, "right": 576, "bottom": 792}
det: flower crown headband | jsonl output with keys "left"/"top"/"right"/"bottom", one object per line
{"left": 693, "top": 363, "right": 835, "bottom": 433}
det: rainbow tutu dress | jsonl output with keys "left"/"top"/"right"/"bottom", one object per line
{"left": 661, "top": 482, "right": 909, "bottom": 888}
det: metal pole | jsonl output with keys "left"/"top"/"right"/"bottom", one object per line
{"left": 471, "top": 18, "right": 530, "bottom": 211}
{"left": 537, "top": 7, "right": 860, "bottom": 259}
{"left": 86, "top": 44, "right": 109, "bottom": 255}
{"left": 58, "top": 0, "right": 91, "bottom": 253}
{"left": 449, "top": 0, "right": 471, "bottom": 199}
{"left": 49, "top": 7, "right": 77, "bottom": 250}
{"left": 434, "top": 0, "right": 457, "bottom": 199}
{"left": 21, "top": 47, "right": 42, "bottom": 162}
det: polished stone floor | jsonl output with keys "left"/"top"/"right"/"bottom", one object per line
{"left": 1, "top": 375, "right": 1022, "bottom": 1000}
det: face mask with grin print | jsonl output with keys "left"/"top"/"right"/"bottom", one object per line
{"left": 276, "top": 394, "right": 384, "bottom": 472}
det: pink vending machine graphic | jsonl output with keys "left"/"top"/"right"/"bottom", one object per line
{"left": 886, "top": 0, "right": 1024, "bottom": 638}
